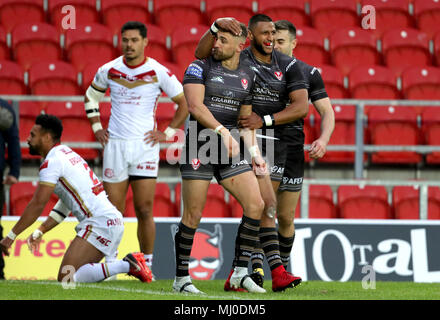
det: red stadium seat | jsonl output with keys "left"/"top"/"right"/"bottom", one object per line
{"left": 361, "top": 0, "right": 413, "bottom": 37}
{"left": 81, "top": 62, "right": 106, "bottom": 93}
{"left": 124, "top": 183, "right": 176, "bottom": 217}
{"left": 309, "top": 0, "right": 359, "bottom": 37}
{"left": 381, "top": 28, "right": 431, "bottom": 76}
{"left": 0, "top": 61, "right": 26, "bottom": 95}
{"left": 46, "top": 102, "right": 99, "bottom": 160}
{"left": 18, "top": 101, "right": 45, "bottom": 159}
{"left": 154, "top": 0, "right": 205, "bottom": 36}
{"left": 421, "top": 107, "right": 440, "bottom": 164}
{"left": 294, "top": 26, "right": 330, "bottom": 66}
{"left": 367, "top": 106, "right": 421, "bottom": 164}
{"left": 329, "top": 27, "right": 380, "bottom": 75}
{"left": 12, "top": 23, "right": 62, "bottom": 71}
{"left": 101, "top": 0, "right": 151, "bottom": 36}
{"left": 0, "top": 26, "right": 9, "bottom": 60}
{"left": 348, "top": 65, "right": 400, "bottom": 99}
{"left": 338, "top": 185, "right": 392, "bottom": 219}
{"left": 317, "top": 65, "right": 349, "bottom": 98}
{"left": 318, "top": 104, "right": 362, "bottom": 163}
{"left": 9, "top": 181, "right": 59, "bottom": 216}
{"left": 174, "top": 183, "right": 182, "bottom": 215}
{"left": 393, "top": 186, "right": 440, "bottom": 220}
{"left": 157, "top": 103, "right": 183, "bottom": 163}
{"left": 303, "top": 108, "right": 315, "bottom": 163}
{"left": 171, "top": 24, "right": 209, "bottom": 70}
{"left": 0, "top": 0, "right": 45, "bottom": 33}
{"left": 28, "top": 61, "right": 81, "bottom": 95}
{"left": 49, "top": 0, "right": 99, "bottom": 33}
{"left": 401, "top": 66, "right": 440, "bottom": 100}
{"left": 259, "top": 0, "right": 310, "bottom": 26}
{"left": 65, "top": 23, "right": 116, "bottom": 72}
{"left": 295, "top": 185, "right": 338, "bottom": 218}
{"left": 435, "top": 32, "right": 440, "bottom": 66}
{"left": 205, "top": 0, "right": 254, "bottom": 25}
{"left": 414, "top": 0, "right": 440, "bottom": 39}
{"left": 144, "top": 24, "right": 170, "bottom": 63}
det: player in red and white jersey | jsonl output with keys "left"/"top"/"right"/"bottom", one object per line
{"left": 0, "top": 115, "right": 152, "bottom": 283}
{"left": 84, "top": 21, "right": 189, "bottom": 271}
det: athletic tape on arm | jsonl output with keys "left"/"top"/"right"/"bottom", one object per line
{"left": 85, "top": 85, "right": 105, "bottom": 118}
{"left": 49, "top": 200, "right": 70, "bottom": 223}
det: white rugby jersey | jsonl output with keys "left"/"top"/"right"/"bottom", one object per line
{"left": 39, "top": 145, "right": 116, "bottom": 221}
{"left": 92, "top": 56, "right": 183, "bottom": 139}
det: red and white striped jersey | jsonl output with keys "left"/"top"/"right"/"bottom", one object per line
{"left": 92, "top": 56, "right": 183, "bottom": 139}
{"left": 39, "top": 145, "right": 116, "bottom": 221}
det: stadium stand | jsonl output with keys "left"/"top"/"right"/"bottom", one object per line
{"left": 154, "top": 0, "right": 205, "bottom": 36}
{"left": 49, "top": 0, "right": 100, "bottom": 33}
{"left": 17, "top": 101, "right": 43, "bottom": 160}
{"left": 329, "top": 27, "right": 380, "bottom": 75}
{"left": 0, "top": 60, "right": 26, "bottom": 95}
{"left": 393, "top": 186, "right": 440, "bottom": 220}
{"left": 0, "top": 26, "right": 9, "bottom": 60}
{"left": 81, "top": 61, "right": 105, "bottom": 93}
{"left": 125, "top": 183, "right": 176, "bottom": 217}
{"left": 338, "top": 185, "right": 392, "bottom": 219}
{"left": 401, "top": 66, "right": 440, "bottom": 100}
{"left": 101, "top": 0, "right": 151, "bottom": 35}
{"left": 295, "top": 185, "right": 338, "bottom": 218}
{"left": 205, "top": 0, "right": 254, "bottom": 26}
{"left": 259, "top": 0, "right": 310, "bottom": 26}
{"left": 435, "top": 32, "right": 440, "bottom": 66}
{"left": 141, "top": 23, "right": 171, "bottom": 64}
{"left": 64, "top": 23, "right": 116, "bottom": 72}
{"left": 171, "top": 24, "right": 208, "bottom": 71}
{"left": 294, "top": 26, "right": 330, "bottom": 66}
{"left": 12, "top": 23, "right": 61, "bottom": 71}
{"left": 28, "top": 60, "right": 81, "bottom": 95}
{"left": 421, "top": 106, "right": 440, "bottom": 164}
{"left": 309, "top": 0, "right": 359, "bottom": 37}
{"left": 317, "top": 65, "right": 349, "bottom": 98}
{"left": 0, "top": 0, "right": 45, "bottom": 33}
{"left": 367, "top": 105, "right": 422, "bottom": 164}
{"left": 381, "top": 28, "right": 431, "bottom": 76}
{"left": 413, "top": 0, "right": 440, "bottom": 39}
{"left": 9, "top": 181, "right": 58, "bottom": 216}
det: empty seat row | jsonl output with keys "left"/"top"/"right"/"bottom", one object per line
{"left": 1, "top": 0, "right": 440, "bottom": 38}
{"left": 2, "top": 21, "right": 440, "bottom": 77}
{"left": 8, "top": 182, "right": 440, "bottom": 220}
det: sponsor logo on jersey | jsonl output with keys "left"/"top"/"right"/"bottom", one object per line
{"left": 274, "top": 71, "right": 283, "bottom": 80}
{"left": 108, "top": 68, "right": 158, "bottom": 88}
{"left": 186, "top": 63, "right": 203, "bottom": 79}
{"left": 191, "top": 158, "right": 201, "bottom": 170}
{"left": 104, "top": 168, "right": 114, "bottom": 178}
{"left": 241, "top": 78, "right": 248, "bottom": 90}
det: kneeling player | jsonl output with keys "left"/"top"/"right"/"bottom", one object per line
{"left": 0, "top": 115, "right": 152, "bottom": 283}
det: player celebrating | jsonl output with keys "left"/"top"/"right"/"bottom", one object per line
{"left": 84, "top": 21, "right": 188, "bottom": 272}
{"left": 195, "top": 15, "right": 308, "bottom": 292}
{"left": 173, "top": 23, "right": 266, "bottom": 294}
{"left": 0, "top": 115, "right": 152, "bottom": 283}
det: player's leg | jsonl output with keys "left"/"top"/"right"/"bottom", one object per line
{"left": 220, "top": 170, "right": 266, "bottom": 293}
{"left": 130, "top": 177, "right": 156, "bottom": 268}
{"left": 103, "top": 180, "right": 129, "bottom": 214}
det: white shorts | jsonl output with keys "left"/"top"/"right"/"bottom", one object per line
{"left": 102, "top": 138, "right": 159, "bottom": 183}
{"left": 75, "top": 210, "right": 124, "bottom": 257}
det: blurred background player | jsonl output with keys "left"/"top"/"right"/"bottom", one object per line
{"left": 0, "top": 99, "right": 21, "bottom": 280}
{"left": 84, "top": 21, "right": 188, "bottom": 273}
{"left": 173, "top": 23, "right": 266, "bottom": 294}
{"left": 195, "top": 14, "right": 308, "bottom": 292}
{"left": 0, "top": 114, "right": 152, "bottom": 283}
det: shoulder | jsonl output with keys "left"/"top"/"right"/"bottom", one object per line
{"left": 98, "top": 56, "right": 123, "bottom": 73}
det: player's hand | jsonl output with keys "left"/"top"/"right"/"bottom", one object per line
{"left": 308, "top": 138, "right": 327, "bottom": 159}
{"left": 94, "top": 129, "right": 109, "bottom": 147}
{"left": 239, "top": 112, "right": 264, "bottom": 130}
{"left": 0, "top": 237, "right": 13, "bottom": 256}
{"left": 221, "top": 131, "right": 240, "bottom": 158}
{"left": 252, "top": 155, "right": 268, "bottom": 176}
{"left": 3, "top": 175, "right": 18, "bottom": 185}
{"left": 144, "top": 130, "right": 166, "bottom": 146}
{"left": 26, "top": 230, "right": 43, "bottom": 254}
{"left": 215, "top": 17, "right": 242, "bottom": 36}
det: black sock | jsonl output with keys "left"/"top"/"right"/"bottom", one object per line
{"left": 233, "top": 215, "right": 260, "bottom": 268}
{"left": 174, "top": 222, "right": 196, "bottom": 277}
{"left": 278, "top": 232, "right": 295, "bottom": 269}
{"left": 259, "top": 227, "right": 283, "bottom": 271}
{"left": 251, "top": 240, "right": 265, "bottom": 270}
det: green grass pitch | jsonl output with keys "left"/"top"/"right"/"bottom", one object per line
{"left": 1, "top": 280, "right": 439, "bottom": 300}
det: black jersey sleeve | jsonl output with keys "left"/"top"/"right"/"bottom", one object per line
{"left": 309, "top": 67, "right": 329, "bottom": 102}
{"left": 182, "top": 59, "right": 208, "bottom": 85}
{"left": 284, "top": 58, "right": 307, "bottom": 93}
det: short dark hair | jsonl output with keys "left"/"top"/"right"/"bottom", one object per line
{"left": 121, "top": 21, "right": 147, "bottom": 38}
{"left": 275, "top": 20, "right": 297, "bottom": 39}
{"left": 248, "top": 14, "right": 273, "bottom": 31}
{"left": 35, "top": 114, "right": 63, "bottom": 141}
{"left": 218, "top": 23, "right": 248, "bottom": 41}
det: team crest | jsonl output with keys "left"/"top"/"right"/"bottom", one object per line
{"left": 274, "top": 71, "right": 283, "bottom": 80}
{"left": 241, "top": 78, "right": 248, "bottom": 90}
{"left": 191, "top": 158, "right": 201, "bottom": 170}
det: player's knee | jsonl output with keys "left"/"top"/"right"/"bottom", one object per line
{"left": 134, "top": 203, "right": 153, "bottom": 220}
{"left": 277, "top": 212, "right": 294, "bottom": 228}
{"left": 182, "top": 206, "right": 203, "bottom": 228}
{"left": 243, "top": 197, "right": 264, "bottom": 218}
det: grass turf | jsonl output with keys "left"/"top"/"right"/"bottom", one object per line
{"left": 1, "top": 279, "right": 439, "bottom": 300}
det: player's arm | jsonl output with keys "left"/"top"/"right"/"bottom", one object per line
{"left": 195, "top": 18, "right": 242, "bottom": 59}
{"left": 85, "top": 80, "right": 108, "bottom": 147}
{"left": 0, "top": 183, "right": 54, "bottom": 256}
{"left": 184, "top": 83, "right": 239, "bottom": 158}
{"left": 271, "top": 88, "right": 309, "bottom": 125}
{"left": 27, "top": 200, "right": 70, "bottom": 254}
{"left": 309, "top": 97, "right": 335, "bottom": 159}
